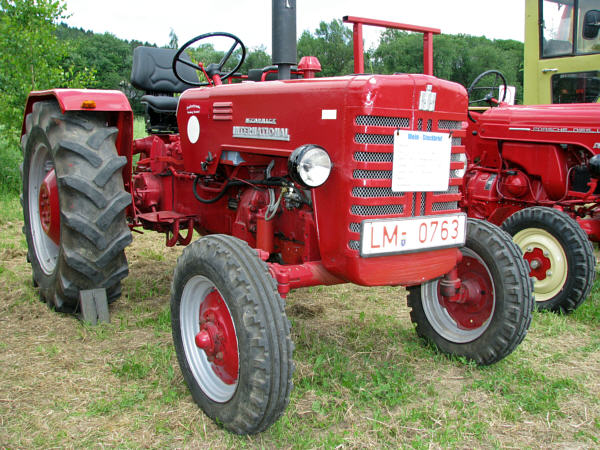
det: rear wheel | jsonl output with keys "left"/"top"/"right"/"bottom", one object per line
{"left": 22, "top": 101, "right": 132, "bottom": 311}
{"left": 407, "top": 219, "right": 533, "bottom": 365}
{"left": 171, "top": 235, "right": 294, "bottom": 434}
{"left": 501, "top": 206, "right": 595, "bottom": 313}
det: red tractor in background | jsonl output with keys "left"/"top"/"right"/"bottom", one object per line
{"left": 463, "top": 70, "right": 598, "bottom": 313}
{"left": 19, "top": 2, "right": 533, "bottom": 434}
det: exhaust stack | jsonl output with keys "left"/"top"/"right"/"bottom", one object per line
{"left": 272, "top": 0, "right": 297, "bottom": 80}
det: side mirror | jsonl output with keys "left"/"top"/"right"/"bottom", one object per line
{"left": 583, "top": 10, "right": 600, "bottom": 39}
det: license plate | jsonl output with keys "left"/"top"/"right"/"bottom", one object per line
{"left": 360, "top": 214, "right": 467, "bottom": 257}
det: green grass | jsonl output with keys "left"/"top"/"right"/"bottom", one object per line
{"left": 0, "top": 196, "right": 599, "bottom": 447}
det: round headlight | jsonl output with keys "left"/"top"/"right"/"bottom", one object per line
{"left": 288, "top": 145, "right": 332, "bottom": 188}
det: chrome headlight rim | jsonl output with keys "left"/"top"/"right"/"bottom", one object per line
{"left": 288, "top": 144, "right": 332, "bottom": 188}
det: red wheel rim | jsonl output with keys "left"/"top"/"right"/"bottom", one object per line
{"left": 440, "top": 254, "right": 494, "bottom": 330}
{"left": 522, "top": 247, "right": 551, "bottom": 281}
{"left": 38, "top": 168, "right": 60, "bottom": 246}
{"left": 195, "top": 289, "right": 239, "bottom": 385}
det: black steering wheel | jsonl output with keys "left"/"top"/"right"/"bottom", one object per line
{"left": 172, "top": 32, "right": 246, "bottom": 86}
{"left": 467, "top": 70, "right": 508, "bottom": 106}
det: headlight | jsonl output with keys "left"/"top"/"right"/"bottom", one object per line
{"left": 288, "top": 145, "right": 332, "bottom": 188}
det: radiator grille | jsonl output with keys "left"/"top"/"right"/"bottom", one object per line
{"left": 355, "top": 134, "right": 394, "bottom": 145}
{"left": 354, "top": 152, "right": 393, "bottom": 163}
{"left": 348, "top": 113, "right": 465, "bottom": 253}
{"left": 353, "top": 169, "right": 393, "bottom": 179}
{"left": 438, "top": 120, "right": 462, "bottom": 130}
{"left": 352, "top": 187, "right": 405, "bottom": 198}
{"left": 351, "top": 204, "right": 405, "bottom": 216}
{"left": 356, "top": 115, "right": 409, "bottom": 128}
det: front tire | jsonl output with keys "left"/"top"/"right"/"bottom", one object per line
{"left": 171, "top": 235, "right": 294, "bottom": 434}
{"left": 501, "top": 206, "right": 595, "bottom": 313}
{"left": 407, "top": 219, "right": 533, "bottom": 365}
{"left": 22, "top": 101, "right": 132, "bottom": 311}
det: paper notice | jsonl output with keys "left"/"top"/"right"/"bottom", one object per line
{"left": 392, "top": 130, "right": 451, "bottom": 192}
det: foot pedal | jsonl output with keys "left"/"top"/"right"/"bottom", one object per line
{"left": 79, "top": 288, "right": 110, "bottom": 325}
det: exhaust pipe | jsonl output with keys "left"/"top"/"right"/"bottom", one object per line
{"left": 272, "top": 0, "right": 297, "bottom": 80}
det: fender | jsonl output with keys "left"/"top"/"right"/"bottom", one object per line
{"left": 22, "top": 89, "right": 135, "bottom": 194}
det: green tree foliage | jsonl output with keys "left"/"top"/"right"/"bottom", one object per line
{"left": 0, "top": 0, "right": 95, "bottom": 194}
{"left": 0, "top": 0, "right": 94, "bottom": 141}
{"left": 298, "top": 19, "right": 354, "bottom": 77}
{"left": 372, "top": 30, "right": 523, "bottom": 102}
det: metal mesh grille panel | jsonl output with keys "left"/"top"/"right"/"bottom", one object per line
{"left": 417, "top": 118, "right": 423, "bottom": 130}
{"left": 354, "top": 152, "right": 393, "bottom": 163}
{"left": 356, "top": 115, "right": 409, "bottom": 128}
{"left": 451, "top": 153, "right": 463, "bottom": 162}
{"left": 427, "top": 119, "right": 432, "bottom": 132}
{"left": 352, "top": 187, "right": 405, "bottom": 198}
{"left": 452, "top": 137, "right": 462, "bottom": 146}
{"left": 434, "top": 185, "right": 459, "bottom": 195}
{"left": 432, "top": 201, "right": 459, "bottom": 211}
{"left": 349, "top": 222, "right": 361, "bottom": 233}
{"left": 351, "top": 204, "right": 404, "bottom": 216}
{"left": 349, "top": 240, "right": 360, "bottom": 250}
{"left": 438, "top": 120, "right": 462, "bottom": 130}
{"left": 355, "top": 133, "right": 394, "bottom": 145}
{"left": 353, "top": 169, "right": 393, "bottom": 179}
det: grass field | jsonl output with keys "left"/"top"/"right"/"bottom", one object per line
{"left": 0, "top": 191, "right": 599, "bottom": 448}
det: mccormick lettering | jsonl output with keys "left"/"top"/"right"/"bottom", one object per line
{"left": 233, "top": 126, "right": 290, "bottom": 141}
{"left": 245, "top": 118, "right": 277, "bottom": 124}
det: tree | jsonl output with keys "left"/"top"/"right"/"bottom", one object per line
{"left": 168, "top": 28, "right": 178, "bottom": 49}
{"left": 298, "top": 19, "right": 354, "bottom": 77}
{"left": 0, "top": 0, "right": 94, "bottom": 141}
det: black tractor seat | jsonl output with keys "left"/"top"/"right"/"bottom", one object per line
{"left": 131, "top": 46, "right": 200, "bottom": 133}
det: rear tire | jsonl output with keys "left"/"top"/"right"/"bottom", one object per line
{"left": 501, "top": 206, "right": 595, "bottom": 313}
{"left": 171, "top": 235, "right": 294, "bottom": 434}
{"left": 22, "top": 101, "right": 132, "bottom": 312}
{"left": 407, "top": 219, "right": 533, "bottom": 365}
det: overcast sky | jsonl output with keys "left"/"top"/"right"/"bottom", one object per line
{"left": 63, "top": 0, "right": 525, "bottom": 51}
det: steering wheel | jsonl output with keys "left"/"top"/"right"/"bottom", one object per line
{"left": 172, "top": 32, "right": 246, "bottom": 86}
{"left": 467, "top": 70, "right": 508, "bottom": 106}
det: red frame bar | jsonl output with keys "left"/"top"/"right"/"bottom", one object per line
{"left": 343, "top": 16, "right": 441, "bottom": 75}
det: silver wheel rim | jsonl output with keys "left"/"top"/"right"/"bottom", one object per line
{"left": 28, "top": 143, "right": 59, "bottom": 275}
{"left": 180, "top": 275, "right": 238, "bottom": 403}
{"left": 420, "top": 248, "right": 495, "bottom": 343}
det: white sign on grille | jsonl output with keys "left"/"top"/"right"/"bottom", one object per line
{"left": 392, "top": 130, "right": 451, "bottom": 192}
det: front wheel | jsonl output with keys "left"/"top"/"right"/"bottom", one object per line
{"left": 171, "top": 235, "right": 294, "bottom": 434}
{"left": 407, "top": 219, "right": 533, "bottom": 365}
{"left": 501, "top": 206, "right": 595, "bottom": 313}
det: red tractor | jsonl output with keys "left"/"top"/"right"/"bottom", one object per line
{"left": 463, "top": 70, "right": 598, "bottom": 313}
{"left": 20, "top": 3, "right": 533, "bottom": 434}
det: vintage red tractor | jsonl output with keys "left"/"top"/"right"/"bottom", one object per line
{"left": 463, "top": 70, "right": 598, "bottom": 313}
{"left": 20, "top": 3, "right": 533, "bottom": 434}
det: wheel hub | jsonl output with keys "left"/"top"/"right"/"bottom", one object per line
{"left": 196, "top": 289, "right": 238, "bottom": 385}
{"left": 38, "top": 168, "right": 60, "bottom": 246}
{"left": 513, "top": 227, "right": 568, "bottom": 302}
{"left": 522, "top": 247, "right": 551, "bottom": 281}
{"left": 440, "top": 255, "right": 494, "bottom": 330}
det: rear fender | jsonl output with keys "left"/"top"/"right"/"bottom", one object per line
{"left": 22, "top": 89, "right": 134, "bottom": 194}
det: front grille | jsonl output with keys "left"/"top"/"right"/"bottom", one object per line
{"left": 353, "top": 169, "right": 392, "bottom": 179}
{"left": 348, "top": 113, "right": 465, "bottom": 253}
{"left": 438, "top": 120, "right": 462, "bottom": 130}
{"left": 356, "top": 115, "right": 410, "bottom": 128}
{"left": 355, "top": 134, "right": 394, "bottom": 145}
{"left": 354, "top": 152, "right": 393, "bottom": 163}
{"left": 351, "top": 204, "right": 405, "bottom": 216}
{"left": 352, "top": 187, "right": 405, "bottom": 198}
